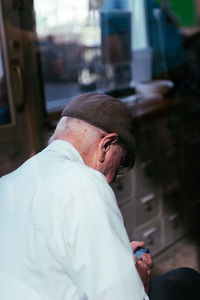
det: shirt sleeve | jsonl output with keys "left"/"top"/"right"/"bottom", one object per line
{"left": 63, "top": 173, "right": 149, "bottom": 300}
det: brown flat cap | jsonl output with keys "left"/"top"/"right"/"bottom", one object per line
{"left": 62, "top": 92, "right": 135, "bottom": 168}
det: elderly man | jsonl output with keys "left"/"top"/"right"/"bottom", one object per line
{"left": 0, "top": 92, "right": 199, "bottom": 300}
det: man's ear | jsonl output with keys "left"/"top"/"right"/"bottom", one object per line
{"left": 98, "top": 133, "right": 118, "bottom": 162}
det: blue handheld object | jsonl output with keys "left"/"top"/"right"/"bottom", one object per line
{"left": 134, "top": 247, "right": 150, "bottom": 260}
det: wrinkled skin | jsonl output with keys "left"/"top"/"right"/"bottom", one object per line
{"left": 130, "top": 241, "right": 152, "bottom": 294}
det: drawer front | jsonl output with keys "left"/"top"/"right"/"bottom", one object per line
{"left": 135, "top": 192, "right": 159, "bottom": 226}
{"left": 132, "top": 159, "right": 158, "bottom": 197}
{"left": 134, "top": 222, "right": 162, "bottom": 256}
{"left": 120, "top": 202, "right": 136, "bottom": 241}
{"left": 135, "top": 120, "right": 157, "bottom": 158}
{"left": 162, "top": 180, "right": 185, "bottom": 215}
{"left": 158, "top": 148, "right": 184, "bottom": 184}
{"left": 164, "top": 213, "right": 187, "bottom": 247}
{"left": 111, "top": 171, "right": 133, "bottom": 206}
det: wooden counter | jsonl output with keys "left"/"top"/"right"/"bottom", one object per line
{"left": 46, "top": 94, "right": 186, "bottom": 127}
{"left": 128, "top": 96, "right": 185, "bottom": 120}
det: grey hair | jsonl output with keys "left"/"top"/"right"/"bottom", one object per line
{"left": 47, "top": 117, "right": 68, "bottom": 144}
{"left": 48, "top": 116, "right": 107, "bottom": 145}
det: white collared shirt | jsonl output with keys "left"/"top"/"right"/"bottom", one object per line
{"left": 0, "top": 140, "right": 149, "bottom": 300}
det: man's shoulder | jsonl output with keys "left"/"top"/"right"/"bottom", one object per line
{"left": 61, "top": 161, "right": 109, "bottom": 192}
{"left": 51, "top": 161, "right": 115, "bottom": 204}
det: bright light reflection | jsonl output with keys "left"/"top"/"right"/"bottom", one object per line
{"left": 35, "top": 0, "right": 89, "bottom": 34}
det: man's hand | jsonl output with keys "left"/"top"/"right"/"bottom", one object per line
{"left": 130, "top": 241, "right": 152, "bottom": 294}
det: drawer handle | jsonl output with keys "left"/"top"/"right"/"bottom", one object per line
{"left": 141, "top": 193, "right": 155, "bottom": 204}
{"left": 143, "top": 227, "right": 157, "bottom": 246}
{"left": 141, "top": 194, "right": 155, "bottom": 212}
{"left": 169, "top": 213, "right": 180, "bottom": 229}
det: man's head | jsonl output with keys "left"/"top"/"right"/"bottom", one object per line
{"left": 51, "top": 92, "right": 136, "bottom": 183}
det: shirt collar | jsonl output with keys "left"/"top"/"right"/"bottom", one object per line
{"left": 45, "top": 140, "right": 85, "bottom": 165}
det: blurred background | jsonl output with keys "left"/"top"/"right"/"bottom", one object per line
{"left": 0, "top": 0, "right": 200, "bottom": 277}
